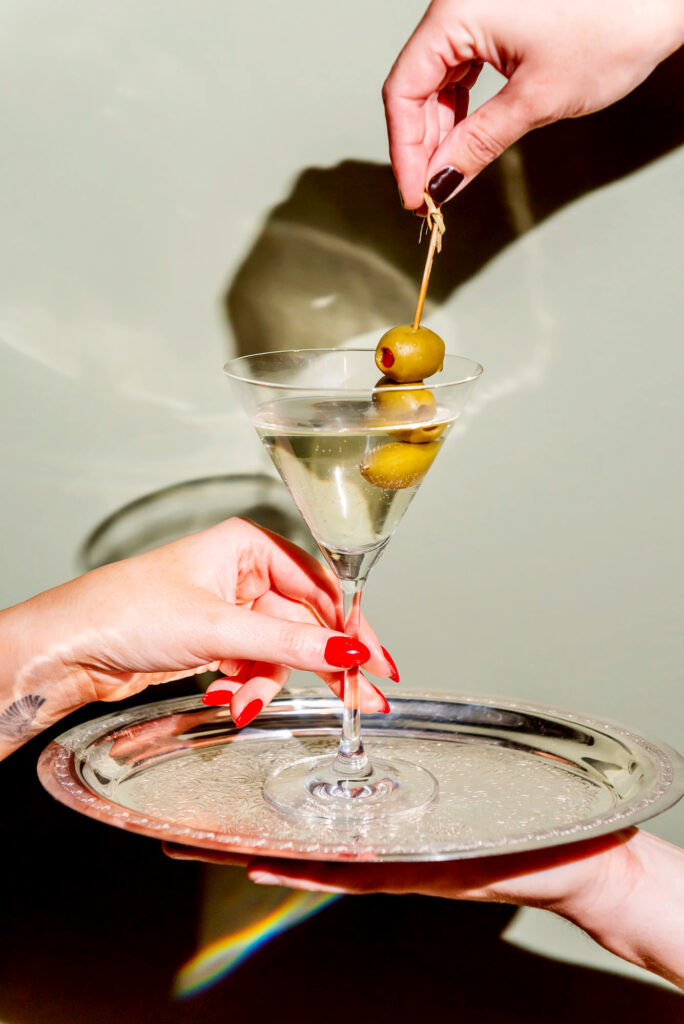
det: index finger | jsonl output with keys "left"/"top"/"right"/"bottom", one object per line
{"left": 265, "top": 538, "right": 343, "bottom": 630}
{"left": 233, "top": 520, "right": 344, "bottom": 632}
{"left": 383, "top": 17, "right": 476, "bottom": 206}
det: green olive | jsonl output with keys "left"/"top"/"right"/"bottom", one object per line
{"left": 373, "top": 377, "right": 435, "bottom": 419}
{"left": 375, "top": 325, "right": 445, "bottom": 384}
{"left": 395, "top": 421, "right": 447, "bottom": 444}
{"left": 360, "top": 440, "right": 440, "bottom": 490}
{"left": 372, "top": 379, "right": 445, "bottom": 443}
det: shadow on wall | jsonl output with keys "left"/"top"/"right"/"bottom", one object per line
{"left": 48, "top": 49, "right": 684, "bottom": 1020}
{"left": 79, "top": 48, "right": 684, "bottom": 599}
{"left": 225, "top": 49, "right": 684, "bottom": 355}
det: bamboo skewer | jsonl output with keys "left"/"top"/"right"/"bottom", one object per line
{"left": 413, "top": 220, "right": 440, "bottom": 329}
{"left": 412, "top": 193, "right": 446, "bottom": 330}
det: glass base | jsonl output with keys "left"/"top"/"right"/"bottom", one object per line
{"left": 263, "top": 753, "right": 438, "bottom": 823}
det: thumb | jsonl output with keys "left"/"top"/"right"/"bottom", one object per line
{"left": 426, "top": 77, "right": 541, "bottom": 202}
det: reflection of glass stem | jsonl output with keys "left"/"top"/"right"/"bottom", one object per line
{"left": 332, "top": 581, "right": 370, "bottom": 777}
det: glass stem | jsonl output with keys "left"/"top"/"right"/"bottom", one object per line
{"left": 333, "top": 579, "right": 371, "bottom": 778}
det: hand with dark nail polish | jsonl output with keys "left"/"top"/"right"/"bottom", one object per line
{"left": 427, "top": 167, "right": 464, "bottom": 205}
{"left": 382, "top": 0, "right": 684, "bottom": 208}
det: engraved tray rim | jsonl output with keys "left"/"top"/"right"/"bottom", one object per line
{"left": 37, "top": 691, "right": 684, "bottom": 862}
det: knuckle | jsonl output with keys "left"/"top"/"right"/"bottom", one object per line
{"left": 231, "top": 516, "right": 256, "bottom": 535}
{"left": 463, "top": 123, "right": 504, "bottom": 164}
{"left": 513, "top": 88, "right": 546, "bottom": 128}
{"left": 277, "top": 623, "right": 309, "bottom": 658}
{"left": 219, "top": 516, "right": 248, "bottom": 543}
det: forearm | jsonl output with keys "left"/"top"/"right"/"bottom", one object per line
{"left": 238, "top": 828, "right": 684, "bottom": 990}
{"left": 555, "top": 830, "right": 684, "bottom": 988}
{"left": 0, "top": 590, "right": 88, "bottom": 760}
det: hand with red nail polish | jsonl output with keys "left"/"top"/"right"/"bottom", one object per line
{"left": 0, "top": 517, "right": 396, "bottom": 759}
{"left": 367, "top": 680, "right": 390, "bottom": 714}
{"left": 201, "top": 686, "right": 236, "bottom": 707}
{"left": 234, "top": 699, "right": 264, "bottom": 729}
{"left": 384, "top": 0, "right": 684, "bottom": 208}
{"left": 324, "top": 636, "right": 370, "bottom": 668}
{"left": 381, "top": 647, "right": 400, "bottom": 683}
{"left": 164, "top": 829, "right": 684, "bottom": 991}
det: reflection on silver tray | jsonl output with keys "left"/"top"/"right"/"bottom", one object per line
{"left": 38, "top": 692, "right": 684, "bottom": 862}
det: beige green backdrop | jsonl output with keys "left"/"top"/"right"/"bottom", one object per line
{"left": 1, "top": 0, "right": 682, "bottom": 995}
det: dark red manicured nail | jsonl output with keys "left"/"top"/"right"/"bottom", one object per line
{"left": 369, "top": 683, "right": 390, "bottom": 714}
{"left": 427, "top": 166, "right": 464, "bottom": 204}
{"left": 381, "top": 647, "right": 400, "bottom": 683}
{"left": 414, "top": 202, "right": 429, "bottom": 217}
{"left": 325, "top": 636, "right": 371, "bottom": 668}
{"left": 234, "top": 699, "right": 264, "bottom": 729}
{"left": 202, "top": 689, "right": 234, "bottom": 707}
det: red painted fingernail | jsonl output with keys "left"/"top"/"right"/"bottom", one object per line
{"left": 234, "top": 699, "right": 264, "bottom": 729}
{"left": 413, "top": 202, "right": 429, "bottom": 217}
{"left": 381, "top": 646, "right": 400, "bottom": 683}
{"left": 202, "top": 689, "right": 234, "bottom": 707}
{"left": 369, "top": 683, "right": 390, "bottom": 714}
{"left": 324, "top": 636, "right": 371, "bottom": 668}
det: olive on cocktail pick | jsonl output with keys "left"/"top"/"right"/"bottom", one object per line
{"left": 396, "top": 420, "right": 446, "bottom": 444}
{"left": 375, "top": 325, "right": 445, "bottom": 384}
{"left": 373, "top": 376, "right": 435, "bottom": 417}
{"left": 360, "top": 439, "right": 440, "bottom": 490}
{"left": 362, "top": 193, "right": 448, "bottom": 488}
{"left": 373, "top": 377, "right": 446, "bottom": 444}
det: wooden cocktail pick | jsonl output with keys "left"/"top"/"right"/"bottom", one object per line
{"left": 413, "top": 194, "right": 446, "bottom": 330}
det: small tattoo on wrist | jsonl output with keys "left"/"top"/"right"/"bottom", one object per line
{"left": 0, "top": 694, "right": 46, "bottom": 738}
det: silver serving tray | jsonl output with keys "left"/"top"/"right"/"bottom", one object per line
{"left": 38, "top": 692, "right": 684, "bottom": 862}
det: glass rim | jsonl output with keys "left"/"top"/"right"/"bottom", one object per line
{"left": 223, "top": 348, "right": 484, "bottom": 393}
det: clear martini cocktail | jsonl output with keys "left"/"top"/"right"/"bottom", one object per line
{"left": 226, "top": 348, "right": 482, "bottom": 822}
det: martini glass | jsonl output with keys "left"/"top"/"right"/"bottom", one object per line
{"left": 225, "top": 348, "right": 482, "bottom": 822}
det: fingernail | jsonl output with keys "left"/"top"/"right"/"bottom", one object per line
{"left": 381, "top": 647, "right": 400, "bottom": 683}
{"left": 234, "top": 699, "right": 264, "bottom": 729}
{"left": 414, "top": 202, "right": 428, "bottom": 217}
{"left": 427, "top": 166, "right": 465, "bottom": 204}
{"left": 250, "top": 871, "right": 284, "bottom": 886}
{"left": 202, "top": 689, "right": 235, "bottom": 707}
{"left": 164, "top": 843, "right": 186, "bottom": 857}
{"left": 325, "top": 636, "right": 371, "bottom": 668}
{"left": 369, "top": 682, "right": 390, "bottom": 714}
